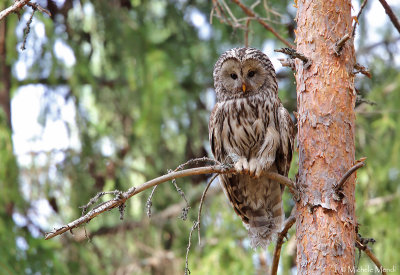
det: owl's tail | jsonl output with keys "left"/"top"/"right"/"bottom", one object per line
{"left": 245, "top": 180, "right": 284, "bottom": 249}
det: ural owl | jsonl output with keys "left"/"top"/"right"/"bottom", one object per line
{"left": 209, "top": 48, "right": 294, "bottom": 248}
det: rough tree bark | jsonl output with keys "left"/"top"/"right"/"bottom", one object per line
{"left": 294, "top": 0, "right": 356, "bottom": 274}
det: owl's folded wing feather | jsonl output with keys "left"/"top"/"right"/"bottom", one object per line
{"left": 276, "top": 104, "right": 295, "bottom": 177}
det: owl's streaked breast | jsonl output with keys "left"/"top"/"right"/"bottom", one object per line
{"left": 215, "top": 95, "right": 276, "bottom": 158}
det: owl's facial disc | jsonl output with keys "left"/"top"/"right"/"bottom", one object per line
{"left": 220, "top": 58, "right": 268, "bottom": 96}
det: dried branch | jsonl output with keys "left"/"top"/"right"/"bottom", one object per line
{"left": 353, "top": 63, "right": 372, "bottom": 78}
{"left": 171, "top": 176, "right": 190, "bottom": 220}
{"left": 230, "top": 0, "right": 295, "bottom": 48}
{"left": 274, "top": 48, "right": 307, "bottom": 63}
{"left": 146, "top": 186, "right": 158, "bottom": 218}
{"left": 197, "top": 174, "right": 218, "bottom": 245}
{"left": 334, "top": 160, "right": 366, "bottom": 200}
{"left": 45, "top": 163, "right": 296, "bottom": 240}
{"left": 80, "top": 190, "right": 122, "bottom": 215}
{"left": 351, "top": 0, "right": 368, "bottom": 38}
{"left": 146, "top": 158, "right": 218, "bottom": 218}
{"left": 271, "top": 209, "right": 296, "bottom": 275}
{"left": 244, "top": 18, "right": 250, "bottom": 47}
{"left": 185, "top": 221, "right": 199, "bottom": 275}
{"left": 20, "top": 5, "right": 36, "bottom": 50}
{"left": 356, "top": 235, "right": 387, "bottom": 275}
{"left": 0, "top": 0, "right": 30, "bottom": 21}
{"left": 378, "top": 0, "right": 400, "bottom": 34}
{"left": 26, "top": 2, "right": 51, "bottom": 17}
{"left": 356, "top": 95, "right": 376, "bottom": 106}
{"left": 275, "top": 48, "right": 311, "bottom": 69}
{"left": 334, "top": 0, "right": 368, "bottom": 55}
{"left": 0, "top": 0, "right": 51, "bottom": 22}
{"left": 334, "top": 33, "right": 351, "bottom": 56}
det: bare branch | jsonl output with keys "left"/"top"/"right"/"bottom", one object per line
{"left": 0, "top": 0, "right": 51, "bottom": 22}
{"left": 351, "top": 0, "right": 368, "bottom": 38}
{"left": 378, "top": 0, "right": 400, "bottom": 34}
{"left": 171, "top": 176, "right": 190, "bottom": 220}
{"left": 230, "top": 0, "right": 295, "bottom": 48}
{"left": 45, "top": 163, "right": 296, "bottom": 240}
{"left": 334, "top": 0, "right": 368, "bottom": 55}
{"left": 244, "top": 18, "right": 250, "bottom": 47}
{"left": 335, "top": 161, "right": 365, "bottom": 192}
{"left": 275, "top": 48, "right": 308, "bottom": 63}
{"left": 275, "top": 48, "right": 311, "bottom": 69}
{"left": 0, "top": 0, "right": 30, "bottom": 22}
{"left": 146, "top": 186, "right": 158, "bottom": 218}
{"left": 26, "top": 2, "right": 51, "bottom": 17}
{"left": 353, "top": 63, "right": 372, "bottom": 78}
{"left": 334, "top": 33, "right": 351, "bottom": 56}
{"left": 356, "top": 235, "right": 387, "bottom": 275}
{"left": 197, "top": 174, "right": 218, "bottom": 245}
{"left": 185, "top": 221, "right": 199, "bottom": 275}
{"left": 20, "top": 5, "right": 36, "bottom": 50}
{"left": 271, "top": 209, "right": 296, "bottom": 275}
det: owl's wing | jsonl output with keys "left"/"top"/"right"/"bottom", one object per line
{"left": 276, "top": 104, "right": 295, "bottom": 177}
{"left": 209, "top": 104, "right": 224, "bottom": 161}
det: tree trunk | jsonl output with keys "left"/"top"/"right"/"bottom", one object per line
{"left": 294, "top": 0, "right": 357, "bottom": 274}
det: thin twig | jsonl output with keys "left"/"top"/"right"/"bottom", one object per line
{"left": 244, "top": 18, "right": 250, "bottom": 47}
{"left": 172, "top": 177, "right": 190, "bottom": 220}
{"left": 197, "top": 174, "right": 218, "bottom": 245}
{"left": 79, "top": 190, "right": 122, "bottom": 215}
{"left": 146, "top": 158, "right": 218, "bottom": 219}
{"left": 231, "top": 0, "right": 295, "bottom": 48}
{"left": 27, "top": 2, "right": 51, "bottom": 17}
{"left": 275, "top": 48, "right": 310, "bottom": 70}
{"left": 45, "top": 164, "right": 296, "bottom": 240}
{"left": 356, "top": 235, "right": 387, "bottom": 275}
{"left": 146, "top": 186, "right": 158, "bottom": 218}
{"left": 274, "top": 48, "right": 307, "bottom": 63}
{"left": 378, "top": 0, "right": 400, "bottom": 34}
{"left": 20, "top": 4, "right": 36, "bottom": 50}
{"left": 221, "top": 0, "right": 238, "bottom": 25}
{"left": 275, "top": 48, "right": 309, "bottom": 63}
{"left": 334, "top": 33, "right": 350, "bottom": 56}
{"left": 271, "top": 208, "right": 296, "bottom": 275}
{"left": 335, "top": 161, "right": 365, "bottom": 192}
{"left": 185, "top": 221, "right": 199, "bottom": 275}
{"left": 174, "top": 157, "right": 220, "bottom": 172}
{"left": 335, "top": 0, "right": 368, "bottom": 55}
{"left": 352, "top": 0, "right": 368, "bottom": 38}
{"left": 353, "top": 63, "right": 372, "bottom": 78}
{"left": 356, "top": 95, "right": 376, "bottom": 106}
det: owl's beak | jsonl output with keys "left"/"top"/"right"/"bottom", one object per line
{"left": 242, "top": 83, "right": 246, "bottom": 93}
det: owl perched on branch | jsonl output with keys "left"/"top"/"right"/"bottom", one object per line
{"left": 209, "top": 48, "right": 294, "bottom": 248}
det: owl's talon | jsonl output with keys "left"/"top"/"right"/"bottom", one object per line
{"left": 235, "top": 158, "right": 249, "bottom": 174}
{"left": 248, "top": 159, "right": 263, "bottom": 178}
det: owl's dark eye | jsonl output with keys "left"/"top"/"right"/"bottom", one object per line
{"left": 230, "top": 73, "right": 238, "bottom": 80}
{"left": 248, "top": 71, "right": 256, "bottom": 77}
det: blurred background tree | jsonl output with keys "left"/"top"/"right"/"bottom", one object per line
{"left": 0, "top": 0, "right": 399, "bottom": 274}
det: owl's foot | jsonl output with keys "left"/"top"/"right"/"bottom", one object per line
{"left": 235, "top": 158, "right": 250, "bottom": 175}
{"left": 249, "top": 158, "right": 263, "bottom": 178}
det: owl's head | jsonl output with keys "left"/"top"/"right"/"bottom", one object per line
{"left": 213, "top": 48, "right": 277, "bottom": 101}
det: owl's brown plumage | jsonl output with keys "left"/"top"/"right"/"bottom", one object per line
{"left": 209, "top": 48, "right": 294, "bottom": 248}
